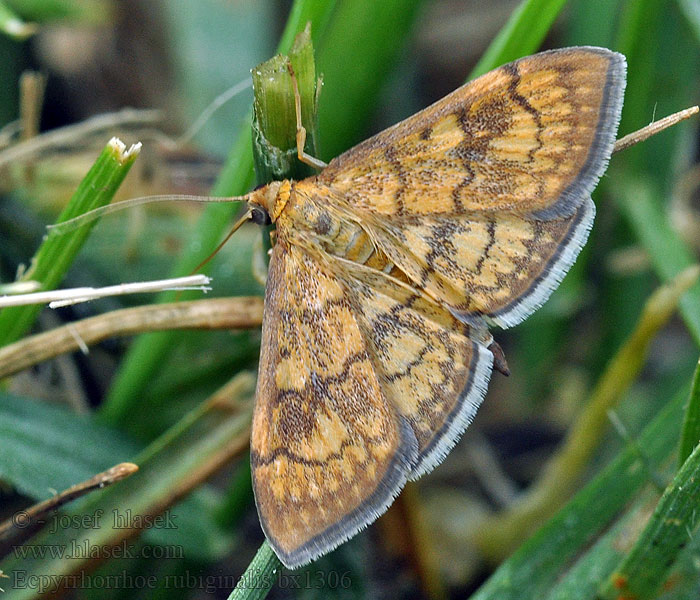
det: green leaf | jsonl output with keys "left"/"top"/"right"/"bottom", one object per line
{"left": 0, "top": 393, "right": 140, "bottom": 499}
{"left": 0, "top": 392, "right": 236, "bottom": 563}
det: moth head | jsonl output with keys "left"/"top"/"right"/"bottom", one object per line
{"left": 247, "top": 180, "right": 292, "bottom": 223}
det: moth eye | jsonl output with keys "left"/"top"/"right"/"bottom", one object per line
{"left": 250, "top": 206, "right": 272, "bottom": 226}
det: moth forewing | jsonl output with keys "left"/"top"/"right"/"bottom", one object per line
{"left": 249, "top": 46, "right": 626, "bottom": 568}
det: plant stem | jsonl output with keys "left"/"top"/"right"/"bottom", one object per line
{"left": 0, "top": 297, "right": 263, "bottom": 378}
{"left": 228, "top": 541, "right": 280, "bottom": 600}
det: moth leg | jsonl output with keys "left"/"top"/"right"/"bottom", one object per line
{"left": 487, "top": 340, "right": 510, "bottom": 376}
{"left": 287, "top": 61, "right": 327, "bottom": 170}
{"left": 464, "top": 316, "right": 510, "bottom": 376}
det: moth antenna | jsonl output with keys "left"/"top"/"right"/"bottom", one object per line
{"left": 47, "top": 194, "right": 249, "bottom": 236}
{"left": 188, "top": 208, "right": 255, "bottom": 275}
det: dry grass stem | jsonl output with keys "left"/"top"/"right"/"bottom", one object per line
{"left": 0, "top": 463, "right": 138, "bottom": 547}
{"left": 613, "top": 106, "right": 699, "bottom": 154}
{"left": 0, "top": 297, "right": 263, "bottom": 378}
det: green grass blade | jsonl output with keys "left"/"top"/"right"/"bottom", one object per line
{"left": 227, "top": 541, "right": 279, "bottom": 600}
{"left": 4, "top": 0, "right": 110, "bottom": 24}
{"left": 679, "top": 357, "right": 700, "bottom": 467}
{"left": 613, "top": 0, "right": 696, "bottom": 183}
{"left": 615, "top": 0, "right": 663, "bottom": 141}
{"left": 0, "top": 138, "right": 139, "bottom": 347}
{"left": 610, "top": 0, "right": 700, "bottom": 327}
{"left": 545, "top": 487, "right": 660, "bottom": 600}
{"left": 566, "top": 0, "right": 619, "bottom": 47}
{"left": 475, "top": 267, "right": 698, "bottom": 561}
{"left": 598, "top": 439, "right": 700, "bottom": 599}
{"left": 470, "top": 387, "right": 685, "bottom": 600}
{"left": 469, "top": 0, "right": 569, "bottom": 79}
{"left": 276, "top": 0, "right": 337, "bottom": 54}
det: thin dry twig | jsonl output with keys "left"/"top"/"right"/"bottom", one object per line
{"left": 614, "top": 106, "right": 699, "bottom": 154}
{"left": 0, "top": 463, "right": 138, "bottom": 548}
{"left": 0, "top": 297, "right": 264, "bottom": 378}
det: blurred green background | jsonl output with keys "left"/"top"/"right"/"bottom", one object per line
{"left": 1, "top": 0, "right": 700, "bottom": 599}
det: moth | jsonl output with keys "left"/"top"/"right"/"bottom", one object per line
{"left": 243, "top": 46, "right": 626, "bottom": 568}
